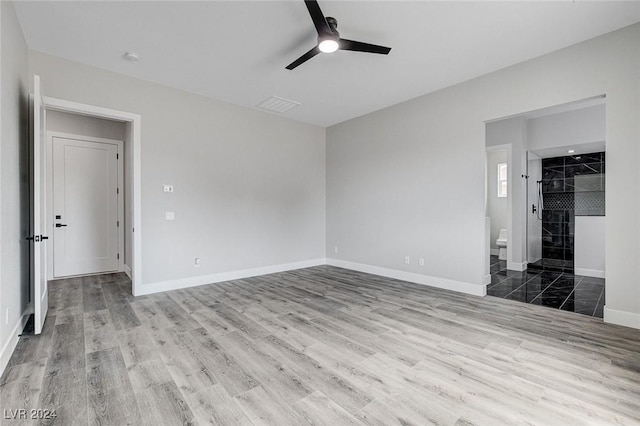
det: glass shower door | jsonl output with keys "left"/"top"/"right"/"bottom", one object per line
{"left": 527, "top": 152, "right": 542, "bottom": 265}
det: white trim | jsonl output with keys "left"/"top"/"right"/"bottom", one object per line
{"left": 131, "top": 116, "right": 142, "bottom": 296}
{"left": 136, "top": 257, "right": 488, "bottom": 298}
{"left": 44, "top": 97, "right": 139, "bottom": 122}
{"left": 604, "top": 306, "right": 640, "bottom": 330}
{"left": 507, "top": 260, "right": 527, "bottom": 272}
{"left": 483, "top": 274, "right": 492, "bottom": 285}
{"left": 0, "top": 310, "right": 31, "bottom": 377}
{"left": 123, "top": 264, "right": 132, "bottom": 279}
{"left": 136, "top": 258, "right": 326, "bottom": 296}
{"left": 46, "top": 132, "right": 124, "bottom": 278}
{"left": 575, "top": 268, "right": 605, "bottom": 279}
{"left": 326, "top": 258, "right": 486, "bottom": 297}
{"left": 490, "top": 249, "right": 499, "bottom": 256}
{"left": 485, "top": 143, "right": 512, "bottom": 152}
{"left": 42, "top": 97, "right": 142, "bottom": 296}
{"left": 116, "top": 142, "right": 124, "bottom": 273}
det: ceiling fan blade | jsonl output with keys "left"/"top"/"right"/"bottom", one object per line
{"left": 286, "top": 46, "right": 321, "bottom": 70}
{"left": 304, "top": 0, "right": 331, "bottom": 36}
{"left": 340, "top": 39, "right": 391, "bottom": 55}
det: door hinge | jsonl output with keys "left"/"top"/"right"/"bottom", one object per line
{"left": 116, "top": 153, "right": 119, "bottom": 160}
{"left": 117, "top": 220, "right": 120, "bottom": 227}
{"left": 116, "top": 188, "right": 120, "bottom": 194}
{"left": 117, "top": 253, "right": 120, "bottom": 260}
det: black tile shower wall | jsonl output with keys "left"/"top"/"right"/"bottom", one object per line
{"left": 541, "top": 152, "right": 605, "bottom": 265}
{"left": 542, "top": 208, "right": 574, "bottom": 263}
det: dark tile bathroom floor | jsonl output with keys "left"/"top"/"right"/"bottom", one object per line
{"left": 488, "top": 255, "right": 605, "bottom": 318}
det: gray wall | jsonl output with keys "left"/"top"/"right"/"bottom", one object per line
{"left": 527, "top": 104, "right": 606, "bottom": 150}
{"left": 327, "top": 23, "right": 640, "bottom": 323}
{"left": 575, "top": 216, "right": 605, "bottom": 276}
{"left": 0, "top": 1, "right": 30, "bottom": 371}
{"left": 47, "top": 109, "right": 126, "bottom": 141}
{"left": 30, "top": 52, "right": 326, "bottom": 289}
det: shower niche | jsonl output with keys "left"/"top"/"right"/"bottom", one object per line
{"left": 527, "top": 151, "right": 605, "bottom": 273}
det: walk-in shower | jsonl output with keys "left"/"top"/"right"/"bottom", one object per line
{"left": 527, "top": 151, "right": 606, "bottom": 273}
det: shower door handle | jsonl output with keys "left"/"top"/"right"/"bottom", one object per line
{"left": 531, "top": 204, "right": 537, "bottom": 214}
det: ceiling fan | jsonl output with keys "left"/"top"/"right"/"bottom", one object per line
{"left": 286, "top": 0, "right": 392, "bottom": 70}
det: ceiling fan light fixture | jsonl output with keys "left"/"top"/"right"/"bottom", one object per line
{"left": 318, "top": 37, "right": 339, "bottom": 53}
{"left": 285, "top": 0, "right": 391, "bottom": 70}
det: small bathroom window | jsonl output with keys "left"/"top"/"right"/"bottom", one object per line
{"left": 497, "top": 163, "right": 508, "bottom": 197}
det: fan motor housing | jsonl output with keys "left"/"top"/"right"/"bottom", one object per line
{"left": 326, "top": 17, "right": 340, "bottom": 36}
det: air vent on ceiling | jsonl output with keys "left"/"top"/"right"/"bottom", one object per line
{"left": 256, "top": 96, "right": 300, "bottom": 114}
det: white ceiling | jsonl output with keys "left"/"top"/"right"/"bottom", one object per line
{"left": 14, "top": 1, "right": 640, "bottom": 127}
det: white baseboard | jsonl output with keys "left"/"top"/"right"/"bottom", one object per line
{"left": 490, "top": 249, "right": 499, "bottom": 256}
{"left": 574, "top": 268, "right": 605, "bottom": 279}
{"left": 137, "top": 257, "right": 487, "bottom": 298}
{"left": 136, "top": 258, "right": 327, "bottom": 296}
{"left": 123, "top": 264, "right": 132, "bottom": 279}
{"left": 604, "top": 306, "right": 640, "bottom": 330}
{"left": 326, "top": 258, "right": 486, "bottom": 297}
{"left": 0, "top": 310, "right": 31, "bottom": 377}
{"left": 483, "top": 274, "right": 492, "bottom": 285}
{"left": 507, "top": 260, "right": 527, "bottom": 272}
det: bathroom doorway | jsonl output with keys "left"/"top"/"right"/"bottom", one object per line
{"left": 485, "top": 147, "right": 509, "bottom": 264}
{"left": 485, "top": 96, "right": 606, "bottom": 318}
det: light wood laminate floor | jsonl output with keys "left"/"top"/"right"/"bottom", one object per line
{"left": 2, "top": 266, "right": 640, "bottom": 425}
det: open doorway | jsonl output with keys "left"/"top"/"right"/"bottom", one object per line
{"left": 27, "top": 75, "right": 141, "bottom": 337}
{"left": 37, "top": 91, "right": 142, "bottom": 296}
{"left": 45, "top": 111, "right": 126, "bottom": 279}
{"left": 485, "top": 146, "right": 509, "bottom": 265}
{"left": 484, "top": 96, "right": 606, "bottom": 318}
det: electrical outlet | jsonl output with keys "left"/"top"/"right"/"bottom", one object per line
{"left": 419, "top": 258, "right": 425, "bottom": 267}
{"left": 163, "top": 184, "right": 174, "bottom": 193}
{"left": 404, "top": 256, "right": 410, "bottom": 265}
{"left": 194, "top": 257, "right": 200, "bottom": 268}
{"left": 165, "top": 212, "right": 175, "bottom": 221}
{"left": 334, "top": 246, "right": 339, "bottom": 254}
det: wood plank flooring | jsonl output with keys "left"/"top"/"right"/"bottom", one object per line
{"left": 2, "top": 266, "right": 640, "bottom": 425}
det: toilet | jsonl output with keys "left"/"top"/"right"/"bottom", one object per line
{"left": 496, "top": 229, "right": 507, "bottom": 260}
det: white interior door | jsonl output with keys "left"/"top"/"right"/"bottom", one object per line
{"left": 31, "top": 75, "right": 48, "bottom": 335}
{"left": 52, "top": 137, "right": 120, "bottom": 277}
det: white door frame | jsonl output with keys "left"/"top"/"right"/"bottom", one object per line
{"left": 42, "top": 97, "right": 142, "bottom": 295}
{"left": 46, "top": 132, "right": 125, "bottom": 279}
{"left": 31, "top": 75, "right": 48, "bottom": 335}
